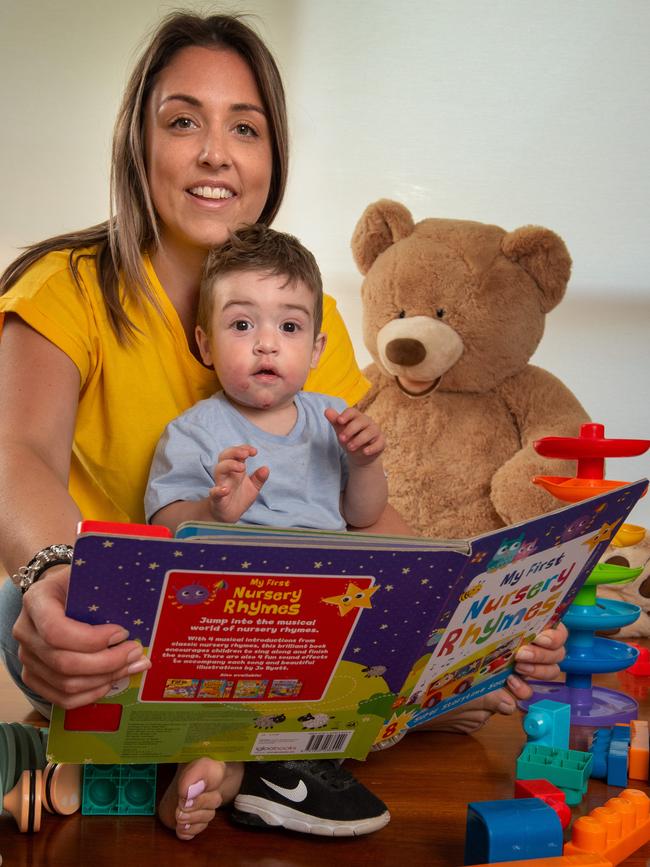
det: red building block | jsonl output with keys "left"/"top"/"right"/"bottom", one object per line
{"left": 627, "top": 644, "right": 650, "bottom": 676}
{"left": 515, "top": 779, "right": 572, "bottom": 829}
{"left": 564, "top": 788, "right": 650, "bottom": 865}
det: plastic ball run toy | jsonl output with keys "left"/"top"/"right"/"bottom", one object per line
{"left": 524, "top": 424, "right": 649, "bottom": 726}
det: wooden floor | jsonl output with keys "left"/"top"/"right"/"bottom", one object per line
{"left": 1, "top": 641, "right": 649, "bottom": 867}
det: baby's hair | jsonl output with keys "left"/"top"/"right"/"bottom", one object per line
{"left": 199, "top": 225, "right": 323, "bottom": 336}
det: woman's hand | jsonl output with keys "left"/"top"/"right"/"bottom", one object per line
{"left": 494, "top": 622, "right": 568, "bottom": 713}
{"left": 12, "top": 564, "right": 151, "bottom": 709}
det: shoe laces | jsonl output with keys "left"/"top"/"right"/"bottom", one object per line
{"left": 288, "top": 759, "right": 356, "bottom": 791}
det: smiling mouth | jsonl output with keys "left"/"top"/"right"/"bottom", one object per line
{"left": 188, "top": 186, "right": 234, "bottom": 200}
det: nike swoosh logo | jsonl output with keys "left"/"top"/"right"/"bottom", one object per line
{"left": 260, "top": 777, "right": 308, "bottom": 803}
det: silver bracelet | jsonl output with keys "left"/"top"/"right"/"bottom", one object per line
{"left": 10, "top": 544, "right": 74, "bottom": 595}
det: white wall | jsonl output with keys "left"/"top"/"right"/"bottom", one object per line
{"left": 2, "top": 0, "right": 649, "bottom": 525}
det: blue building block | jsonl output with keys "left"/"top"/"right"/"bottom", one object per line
{"left": 516, "top": 744, "right": 592, "bottom": 805}
{"left": 464, "top": 798, "right": 563, "bottom": 864}
{"left": 607, "top": 736, "right": 630, "bottom": 787}
{"left": 611, "top": 723, "right": 631, "bottom": 745}
{"left": 82, "top": 764, "right": 157, "bottom": 815}
{"left": 589, "top": 728, "right": 612, "bottom": 778}
{"left": 522, "top": 699, "right": 571, "bottom": 749}
{"left": 588, "top": 726, "right": 631, "bottom": 786}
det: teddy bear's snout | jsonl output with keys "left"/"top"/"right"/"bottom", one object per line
{"left": 375, "top": 315, "right": 464, "bottom": 382}
{"left": 385, "top": 338, "right": 426, "bottom": 367}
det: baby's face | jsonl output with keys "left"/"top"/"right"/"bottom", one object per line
{"left": 196, "top": 269, "right": 326, "bottom": 413}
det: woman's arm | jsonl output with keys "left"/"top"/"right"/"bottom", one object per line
{"left": 0, "top": 316, "right": 149, "bottom": 707}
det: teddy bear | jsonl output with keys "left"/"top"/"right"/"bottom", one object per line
{"left": 597, "top": 534, "right": 650, "bottom": 638}
{"left": 352, "top": 199, "right": 590, "bottom": 539}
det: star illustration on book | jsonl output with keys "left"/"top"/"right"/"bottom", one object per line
{"left": 376, "top": 711, "right": 413, "bottom": 744}
{"left": 583, "top": 519, "right": 622, "bottom": 551}
{"left": 75, "top": 558, "right": 86, "bottom": 567}
{"left": 102, "top": 540, "right": 114, "bottom": 548}
{"left": 321, "top": 582, "right": 379, "bottom": 616}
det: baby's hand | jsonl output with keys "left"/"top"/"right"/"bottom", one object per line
{"left": 324, "top": 407, "right": 385, "bottom": 467}
{"left": 209, "top": 445, "right": 269, "bottom": 523}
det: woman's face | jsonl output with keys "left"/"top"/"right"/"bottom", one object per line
{"left": 144, "top": 45, "right": 273, "bottom": 258}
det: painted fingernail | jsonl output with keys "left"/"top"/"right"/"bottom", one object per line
{"left": 108, "top": 629, "right": 129, "bottom": 646}
{"left": 127, "top": 647, "right": 145, "bottom": 663}
{"left": 184, "top": 823, "right": 191, "bottom": 831}
{"left": 127, "top": 657, "right": 150, "bottom": 675}
{"left": 186, "top": 780, "right": 205, "bottom": 800}
{"left": 516, "top": 648, "right": 534, "bottom": 661}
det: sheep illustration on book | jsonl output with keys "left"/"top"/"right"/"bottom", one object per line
{"left": 485, "top": 533, "right": 525, "bottom": 572}
{"left": 298, "top": 713, "right": 332, "bottom": 730}
{"left": 361, "top": 665, "right": 387, "bottom": 678}
{"left": 254, "top": 713, "right": 286, "bottom": 730}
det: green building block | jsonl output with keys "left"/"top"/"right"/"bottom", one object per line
{"left": 82, "top": 764, "right": 157, "bottom": 815}
{"left": 516, "top": 743, "right": 593, "bottom": 805}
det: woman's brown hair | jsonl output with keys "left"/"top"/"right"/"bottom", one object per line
{"left": 0, "top": 11, "right": 289, "bottom": 341}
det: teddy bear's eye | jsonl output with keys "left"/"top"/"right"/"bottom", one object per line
{"left": 397, "top": 310, "right": 406, "bottom": 319}
{"left": 436, "top": 308, "right": 445, "bottom": 319}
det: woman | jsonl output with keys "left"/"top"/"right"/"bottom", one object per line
{"left": 0, "top": 10, "right": 565, "bottom": 841}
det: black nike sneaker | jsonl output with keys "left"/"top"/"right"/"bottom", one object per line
{"left": 230, "top": 759, "right": 390, "bottom": 836}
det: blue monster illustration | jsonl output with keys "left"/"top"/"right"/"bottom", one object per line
{"left": 486, "top": 533, "right": 525, "bottom": 572}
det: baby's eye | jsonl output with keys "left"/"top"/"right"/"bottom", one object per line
{"left": 281, "top": 322, "right": 300, "bottom": 333}
{"left": 233, "top": 320, "right": 251, "bottom": 331}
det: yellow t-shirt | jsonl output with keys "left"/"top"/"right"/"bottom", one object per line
{"left": 0, "top": 249, "right": 369, "bottom": 523}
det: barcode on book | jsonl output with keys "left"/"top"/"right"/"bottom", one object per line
{"left": 252, "top": 729, "right": 353, "bottom": 756}
{"left": 304, "top": 731, "right": 350, "bottom": 752}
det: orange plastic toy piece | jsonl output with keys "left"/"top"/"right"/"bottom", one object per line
{"left": 564, "top": 788, "right": 650, "bottom": 864}
{"left": 463, "top": 854, "right": 612, "bottom": 867}
{"left": 629, "top": 719, "right": 649, "bottom": 781}
{"left": 532, "top": 423, "right": 649, "bottom": 503}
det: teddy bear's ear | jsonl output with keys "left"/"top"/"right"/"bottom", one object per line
{"left": 501, "top": 226, "right": 572, "bottom": 313}
{"left": 351, "top": 199, "right": 416, "bottom": 275}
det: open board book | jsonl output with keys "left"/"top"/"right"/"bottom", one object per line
{"left": 47, "top": 479, "right": 647, "bottom": 764}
